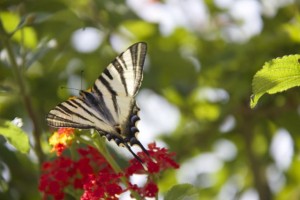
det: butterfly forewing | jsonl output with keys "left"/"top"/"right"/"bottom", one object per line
{"left": 90, "top": 42, "right": 146, "bottom": 126}
{"left": 93, "top": 42, "right": 146, "bottom": 97}
{"left": 46, "top": 42, "right": 148, "bottom": 161}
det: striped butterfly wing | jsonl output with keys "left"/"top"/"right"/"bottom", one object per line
{"left": 46, "top": 42, "right": 148, "bottom": 162}
{"left": 46, "top": 97, "right": 115, "bottom": 133}
{"left": 91, "top": 42, "right": 146, "bottom": 124}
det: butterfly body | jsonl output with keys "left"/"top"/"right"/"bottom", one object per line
{"left": 46, "top": 42, "right": 148, "bottom": 162}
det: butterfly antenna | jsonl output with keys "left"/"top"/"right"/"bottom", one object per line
{"left": 80, "top": 70, "right": 84, "bottom": 90}
{"left": 60, "top": 86, "right": 81, "bottom": 91}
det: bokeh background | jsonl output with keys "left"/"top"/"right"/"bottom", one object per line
{"left": 1, "top": 0, "right": 300, "bottom": 199}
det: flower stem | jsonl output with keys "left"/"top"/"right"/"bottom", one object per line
{"left": 93, "top": 136, "right": 122, "bottom": 173}
{"left": 93, "top": 136, "right": 142, "bottom": 200}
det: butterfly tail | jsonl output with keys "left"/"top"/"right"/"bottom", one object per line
{"left": 129, "top": 137, "right": 150, "bottom": 156}
{"left": 123, "top": 143, "right": 148, "bottom": 170}
{"left": 129, "top": 137, "right": 158, "bottom": 164}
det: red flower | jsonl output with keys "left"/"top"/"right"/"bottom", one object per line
{"left": 128, "top": 181, "right": 159, "bottom": 199}
{"left": 143, "top": 182, "right": 159, "bottom": 198}
{"left": 126, "top": 142, "right": 180, "bottom": 176}
{"left": 39, "top": 142, "right": 179, "bottom": 199}
{"left": 39, "top": 157, "right": 73, "bottom": 200}
{"left": 81, "top": 172, "right": 123, "bottom": 200}
{"left": 125, "top": 142, "right": 180, "bottom": 198}
{"left": 39, "top": 146, "right": 124, "bottom": 200}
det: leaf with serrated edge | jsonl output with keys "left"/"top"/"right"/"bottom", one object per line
{"left": 250, "top": 55, "right": 300, "bottom": 108}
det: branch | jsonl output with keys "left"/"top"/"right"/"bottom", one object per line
{"left": 0, "top": 19, "right": 44, "bottom": 164}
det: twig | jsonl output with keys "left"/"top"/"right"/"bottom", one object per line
{"left": 0, "top": 19, "right": 44, "bottom": 164}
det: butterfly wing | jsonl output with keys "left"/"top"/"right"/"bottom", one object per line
{"left": 91, "top": 42, "right": 147, "bottom": 125}
{"left": 47, "top": 42, "right": 146, "bottom": 129}
{"left": 46, "top": 42, "right": 148, "bottom": 162}
{"left": 95, "top": 42, "right": 146, "bottom": 97}
{"left": 46, "top": 97, "right": 115, "bottom": 134}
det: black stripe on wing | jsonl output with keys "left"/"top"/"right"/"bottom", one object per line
{"left": 90, "top": 83, "right": 118, "bottom": 120}
{"left": 130, "top": 44, "right": 138, "bottom": 78}
{"left": 55, "top": 104, "right": 93, "bottom": 124}
{"left": 129, "top": 42, "right": 147, "bottom": 95}
{"left": 47, "top": 113, "right": 93, "bottom": 129}
{"left": 69, "top": 99, "right": 105, "bottom": 123}
{"left": 103, "top": 68, "right": 113, "bottom": 80}
{"left": 111, "top": 58, "right": 128, "bottom": 95}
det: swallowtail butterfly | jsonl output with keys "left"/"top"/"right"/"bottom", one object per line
{"left": 46, "top": 42, "right": 148, "bottom": 163}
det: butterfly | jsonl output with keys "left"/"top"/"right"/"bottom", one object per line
{"left": 46, "top": 42, "right": 149, "bottom": 163}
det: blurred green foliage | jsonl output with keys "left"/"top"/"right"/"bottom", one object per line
{"left": 1, "top": 0, "right": 300, "bottom": 199}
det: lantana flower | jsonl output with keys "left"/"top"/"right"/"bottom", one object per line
{"left": 39, "top": 146, "right": 120, "bottom": 200}
{"left": 126, "top": 142, "right": 180, "bottom": 175}
{"left": 126, "top": 142, "right": 179, "bottom": 198}
{"left": 49, "top": 128, "right": 75, "bottom": 156}
{"left": 40, "top": 129, "right": 179, "bottom": 199}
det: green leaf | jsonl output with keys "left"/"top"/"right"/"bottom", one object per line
{"left": 0, "top": 12, "right": 20, "bottom": 33}
{"left": 250, "top": 55, "right": 300, "bottom": 108}
{"left": 0, "top": 12, "right": 37, "bottom": 48}
{"left": 165, "top": 184, "right": 198, "bottom": 200}
{"left": 0, "top": 119, "right": 30, "bottom": 153}
{"left": 13, "top": 27, "right": 38, "bottom": 49}
{"left": 283, "top": 14, "right": 300, "bottom": 43}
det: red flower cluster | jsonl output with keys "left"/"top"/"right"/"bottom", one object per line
{"left": 81, "top": 172, "right": 123, "bottom": 200}
{"left": 39, "top": 143, "right": 179, "bottom": 199}
{"left": 126, "top": 142, "right": 180, "bottom": 175}
{"left": 39, "top": 146, "right": 121, "bottom": 200}
{"left": 126, "top": 143, "right": 179, "bottom": 198}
